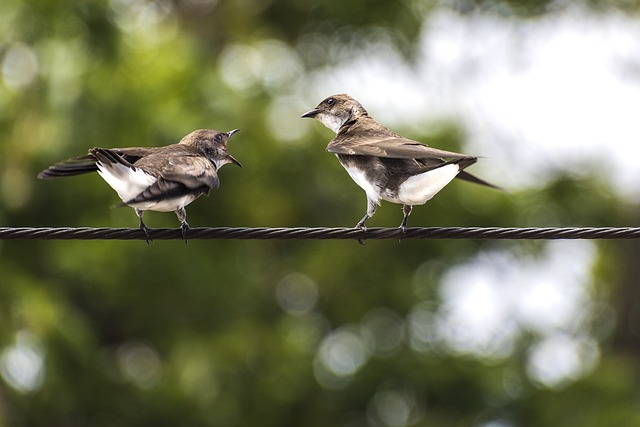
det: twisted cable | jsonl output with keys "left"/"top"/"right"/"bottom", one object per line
{"left": 1, "top": 226, "right": 639, "bottom": 240}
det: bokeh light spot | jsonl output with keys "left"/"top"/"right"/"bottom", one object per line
{"left": 360, "top": 308, "right": 405, "bottom": 358}
{"left": 0, "top": 330, "right": 45, "bottom": 394}
{"left": 267, "top": 96, "right": 312, "bottom": 143}
{"left": 2, "top": 43, "right": 39, "bottom": 90}
{"left": 276, "top": 272, "right": 319, "bottom": 316}
{"left": 367, "top": 382, "right": 423, "bottom": 427}
{"left": 116, "top": 341, "right": 162, "bottom": 389}
{"left": 219, "top": 40, "right": 303, "bottom": 94}
{"left": 407, "top": 302, "right": 439, "bottom": 353}
{"left": 314, "top": 328, "right": 370, "bottom": 389}
{"left": 526, "top": 334, "right": 599, "bottom": 389}
{"left": 2, "top": 166, "right": 32, "bottom": 209}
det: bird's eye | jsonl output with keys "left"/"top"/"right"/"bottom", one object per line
{"left": 214, "top": 134, "right": 222, "bottom": 143}
{"left": 326, "top": 98, "right": 335, "bottom": 106}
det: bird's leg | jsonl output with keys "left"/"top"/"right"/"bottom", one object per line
{"left": 355, "top": 213, "right": 369, "bottom": 230}
{"left": 136, "top": 208, "right": 152, "bottom": 245}
{"left": 399, "top": 205, "right": 413, "bottom": 242}
{"left": 176, "top": 207, "right": 189, "bottom": 244}
{"left": 355, "top": 199, "right": 377, "bottom": 245}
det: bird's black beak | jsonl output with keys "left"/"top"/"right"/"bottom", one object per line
{"left": 228, "top": 155, "right": 242, "bottom": 168}
{"left": 301, "top": 108, "right": 320, "bottom": 119}
{"left": 227, "top": 129, "right": 240, "bottom": 138}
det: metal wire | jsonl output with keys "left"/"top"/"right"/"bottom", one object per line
{"left": 1, "top": 226, "right": 640, "bottom": 240}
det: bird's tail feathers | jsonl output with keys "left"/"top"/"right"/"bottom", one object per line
{"left": 451, "top": 156, "right": 478, "bottom": 170}
{"left": 456, "top": 170, "right": 503, "bottom": 191}
{"left": 37, "top": 155, "right": 98, "bottom": 179}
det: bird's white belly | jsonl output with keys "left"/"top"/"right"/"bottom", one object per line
{"left": 97, "top": 161, "right": 198, "bottom": 212}
{"left": 128, "top": 195, "right": 198, "bottom": 212}
{"left": 392, "top": 164, "right": 460, "bottom": 205}
{"left": 342, "top": 165, "right": 381, "bottom": 205}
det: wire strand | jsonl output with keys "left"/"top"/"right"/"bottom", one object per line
{"left": 1, "top": 226, "right": 640, "bottom": 240}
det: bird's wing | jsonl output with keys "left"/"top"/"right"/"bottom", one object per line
{"left": 114, "top": 147, "right": 162, "bottom": 162}
{"left": 125, "top": 155, "right": 219, "bottom": 204}
{"left": 327, "top": 135, "right": 472, "bottom": 160}
{"left": 328, "top": 134, "right": 502, "bottom": 190}
{"left": 158, "top": 155, "right": 220, "bottom": 190}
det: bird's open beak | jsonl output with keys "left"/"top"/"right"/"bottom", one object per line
{"left": 228, "top": 155, "right": 242, "bottom": 168}
{"left": 224, "top": 130, "right": 241, "bottom": 167}
{"left": 301, "top": 109, "right": 320, "bottom": 119}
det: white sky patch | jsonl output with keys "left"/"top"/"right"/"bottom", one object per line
{"left": 301, "top": 7, "right": 640, "bottom": 198}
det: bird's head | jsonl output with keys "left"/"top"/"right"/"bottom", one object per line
{"left": 183, "top": 129, "right": 242, "bottom": 169}
{"left": 301, "top": 94, "right": 368, "bottom": 134}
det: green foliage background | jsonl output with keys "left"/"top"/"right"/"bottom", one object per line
{"left": 1, "top": 0, "right": 640, "bottom": 426}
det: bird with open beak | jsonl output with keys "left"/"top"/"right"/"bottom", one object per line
{"left": 38, "top": 129, "right": 241, "bottom": 242}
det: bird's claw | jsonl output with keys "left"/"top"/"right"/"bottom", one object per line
{"left": 140, "top": 223, "right": 152, "bottom": 245}
{"left": 356, "top": 222, "right": 367, "bottom": 245}
{"left": 181, "top": 221, "right": 189, "bottom": 244}
{"left": 399, "top": 224, "right": 407, "bottom": 243}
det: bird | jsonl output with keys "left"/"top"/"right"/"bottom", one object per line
{"left": 38, "top": 129, "right": 241, "bottom": 241}
{"left": 302, "top": 94, "right": 499, "bottom": 234}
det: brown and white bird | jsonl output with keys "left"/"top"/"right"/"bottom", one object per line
{"left": 38, "top": 129, "right": 241, "bottom": 240}
{"left": 302, "top": 94, "right": 498, "bottom": 232}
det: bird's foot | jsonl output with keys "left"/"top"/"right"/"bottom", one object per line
{"left": 398, "top": 224, "right": 407, "bottom": 243}
{"left": 137, "top": 209, "right": 152, "bottom": 245}
{"left": 399, "top": 205, "right": 412, "bottom": 243}
{"left": 140, "top": 223, "right": 152, "bottom": 245}
{"left": 181, "top": 221, "right": 189, "bottom": 244}
{"left": 355, "top": 221, "right": 368, "bottom": 245}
